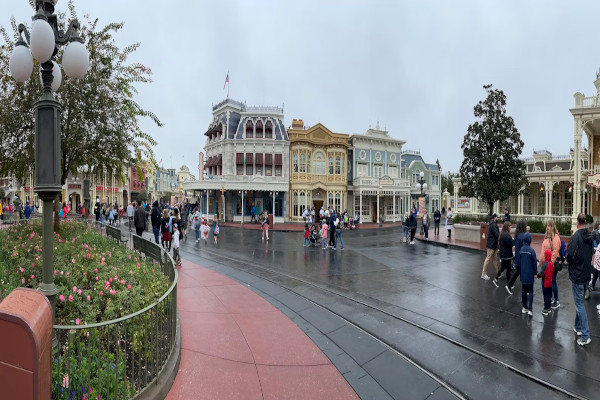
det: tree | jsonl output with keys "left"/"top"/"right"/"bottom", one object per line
{"left": 0, "top": 2, "right": 161, "bottom": 194}
{"left": 162, "top": 191, "right": 172, "bottom": 203}
{"left": 441, "top": 171, "right": 456, "bottom": 195}
{"left": 459, "top": 84, "right": 526, "bottom": 217}
{"left": 137, "top": 189, "right": 148, "bottom": 203}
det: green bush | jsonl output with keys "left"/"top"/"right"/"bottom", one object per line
{"left": 527, "top": 220, "right": 546, "bottom": 234}
{"left": 556, "top": 221, "right": 571, "bottom": 237}
{"left": 586, "top": 214, "right": 594, "bottom": 225}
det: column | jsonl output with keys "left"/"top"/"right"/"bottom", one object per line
{"left": 393, "top": 193, "right": 396, "bottom": 222}
{"left": 573, "top": 119, "right": 582, "bottom": 228}
{"left": 376, "top": 189, "right": 380, "bottom": 224}
{"left": 548, "top": 185, "right": 553, "bottom": 216}
{"left": 359, "top": 192, "right": 362, "bottom": 218}
{"left": 272, "top": 192, "right": 275, "bottom": 225}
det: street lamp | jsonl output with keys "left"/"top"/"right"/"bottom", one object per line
{"left": 9, "top": 0, "right": 89, "bottom": 348}
{"left": 269, "top": 191, "right": 278, "bottom": 225}
{"left": 415, "top": 171, "right": 428, "bottom": 234}
{"left": 239, "top": 190, "right": 246, "bottom": 227}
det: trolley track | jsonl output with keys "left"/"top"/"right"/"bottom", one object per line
{"left": 179, "top": 245, "right": 585, "bottom": 400}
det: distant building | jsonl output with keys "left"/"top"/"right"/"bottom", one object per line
{"left": 401, "top": 150, "right": 441, "bottom": 215}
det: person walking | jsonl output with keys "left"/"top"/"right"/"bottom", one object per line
{"left": 441, "top": 206, "right": 445, "bottom": 216}
{"left": 503, "top": 208, "right": 511, "bottom": 223}
{"left": 134, "top": 202, "right": 146, "bottom": 237}
{"left": 445, "top": 207, "right": 453, "bottom": 238}
{"left": 505, "top": 220, "right": 528, "bottom": 295}
{"left": 108, "top": 206, "right": 115, "bottom": 225}
{"left": 321, "top": 219, "right": 328, "bottom": 250}
{"left": 213, "top": 220, "right": 219, "bottom": 245}
{"left": 151, "top": 201, "right": 161, "bottom": 244}
{"left": 481, "top": 213, "right": 500, "bottom": 280}
{"left": 540, "top": 219, "right": 561, "bottom": 309}
{"left": 403, "top": 212, "right": 409, "bottom": 243}
{"left": 160, "top": 209, "right": 172, "bottom": 251}
{"left": 192, "top": 207, "right": 202, "bottom": 242}
{"left": 261, "top": 211, "right": 270, "bottom": 241}
{"left": 304, "top": 224, "right": 310, "bottom": 247}
{"left": 539, "top": 249, "right": 554, "bottom": 316}
{"left": 334, "top": 216, "right": 344, "bottom": 250}
{"left": 172, "top": 224, "right": 182, "bottom": 267}
{"left": 408, "top": 207, "right": 417, "bottom": 245}
{"left": 127, "top": 202, "right": 134, "bottom": 230}
{"left": 590, "top": 221, "right": 600, "bottom": 292}
{"left": 200, "top": 219, "right": 210, "bottom": 245}
{"left": 518, "top": 232, "right": 537, "bottom": 317}
{"left": 433, "top": 207, "right": 441, "bottom": 236}
{"left": 566, "top": 213, "right": 593, "bottom": 346}
{"left": 250, "top": 205, "right": 256, "bottom": 223}
{"left": 24, "top": 203, "right": 31, "bottom": 220}
{"left": 329, "top": 210, "right": 337, "bottom": 248}
{"left": 493, "top": 222, "right": 514, "bottom": 287}
{"left": 422, "top": 210, "right": 429, "bottom": 239}
{"left": 94, "top": 201, "right": 100, "bottom": 221}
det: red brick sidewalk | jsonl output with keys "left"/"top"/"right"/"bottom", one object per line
{"left": 166, "top": 259, "right": 359, "bottom": 400}
{"left": 222, "top": 221, "right": 402, "bottom": 231}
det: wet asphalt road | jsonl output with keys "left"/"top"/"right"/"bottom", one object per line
{"left": 162, "top": 225, "right": 600, "bottom": 399}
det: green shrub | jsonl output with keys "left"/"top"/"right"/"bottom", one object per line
{"left": 527, "top": 220, "right": 546, "bottom": 234}
{"left": 586, "top": 214, "right": 594, "bottom": 225}
{"left": 556, "top": 221, "right": 571, "bottom": 237}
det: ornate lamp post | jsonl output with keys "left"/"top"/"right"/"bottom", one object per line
{"left": 83, "top": 165, "right": 90, "bottom": 220}
{"left": 239, "top": 190, "right": 246, "bottom": 227}
{"left": 415, "top": 171, "right": 428, "bottom": 234}
{"left": 269, "top": 191, "right": 279, "bottom": 225}
{"left": 9, "top": 0, "right": 89, "bottom": 347}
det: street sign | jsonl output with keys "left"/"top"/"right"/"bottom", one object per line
{"left": 587, "top": 173, "right": 600, "bottom": 188}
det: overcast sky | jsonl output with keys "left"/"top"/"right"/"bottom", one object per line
{"left": 5, "top": 1, "right": 600, "bottom": 177}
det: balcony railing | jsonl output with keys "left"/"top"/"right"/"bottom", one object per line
{"left": 352, "top": 177, "right": 410, "bottom": 188}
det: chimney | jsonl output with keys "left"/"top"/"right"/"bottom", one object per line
{"left": 291, "top": 119, "right": 304, "bottom": 129}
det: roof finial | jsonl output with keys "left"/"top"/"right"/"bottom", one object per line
{"left": 376, "top": 120, "right": 380, "bottom": 130}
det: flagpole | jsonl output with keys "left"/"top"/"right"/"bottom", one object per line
{"left": 227, "top": 70, "right": 230, "bottom": 99}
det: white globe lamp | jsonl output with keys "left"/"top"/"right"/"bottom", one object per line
{"left": 39, "top": 61, "right": 62, "bottom": 92}
{"left": 9, "top": 44, "right": 33, "bottom": 83}
{"left": 30, "top": 19, "right": 55, "bottom": 63}
{"left": 62, "top": 40, "right": 89, "bottom": 79}
{"left": 423, "top": 183, "right": 428, "bottom": 191}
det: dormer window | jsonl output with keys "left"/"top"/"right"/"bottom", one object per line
{"left": 256, "top": 120, "right": 263, "bottom": 138}
{"left": 265, "top": 121, "right": 273, "bottom": 139}
{"left": 246, "top": 120, "right": 254, "bottom": 138}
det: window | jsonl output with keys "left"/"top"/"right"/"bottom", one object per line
{"left": 256, "top": 120, "right": 263, "bottom": 138}
{"left": 388, "top": 166, "right": 398, "bottom": 178}
{"left": 246, "top": 164, "right": 253, "bottom": 175}
{"left": 374, "top": 165, "right": 383, "bottom": 178}
{"left": 246, "top": 120, "right": 254, "bottom": 138}
{"left": 265, "top": 165, "right": 272, "bottom": 176}
{"left": 313, "top": 154, "right": 325, "bottom": 175}
{"left": 256, "top": 164, "right": 262, "bottom": 176}
{"left": 300, "top": 154, "right": 306, "bottom": 173}
{"left": 335, "top": 193, "right": 341, "bottom": 212}
{"left": 328, "top": 193, "right": 334, "bottom": 209}
{"left": 306, "top": 154, "right": 311, "bottom": 173}
{"left": 413, "top": 170, "right": 421, "bottom": 184}
{"left": 275, "top": 197, "right": 283, "bottom": 217}
{"left": 293, "top": 154, "right": 298, "bottom": 172}
{"left": 335, "top": 156, "right": 341, "bottom": 174}
{"left": 300, "top": 192, "right": 306, "bottom": 215}
{"left": 329, "top": 157, "right": 334, "bottom": 175}
{"left": 236, "top": 196, "right": 242, "bottom": 215}
{"left": 293, "top": 192, "right": 298, "bottom": 217}
{"left": 237, "top": 165, "right": 243, "bottom": 175}
{"left": 275, "top": 166, "right": 282, "bottom": 176}
{"left": 265, "top": 121, "right": 273, "bottom": 138}
{"left": 358, "top": 163, "right": 367, "bottom": 177}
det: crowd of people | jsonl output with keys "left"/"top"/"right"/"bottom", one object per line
{"left": 481, "top": 212, "right": 596, "bottom": 347}
{"left": 303, "top": 206, "right": 348, "bottom": 250}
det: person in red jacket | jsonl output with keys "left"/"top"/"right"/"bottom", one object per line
{"left": 539, "top": 249, "right": 555, "bottom": 316}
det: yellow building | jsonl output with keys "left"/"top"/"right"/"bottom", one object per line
{"left": 288, "top": 119, "right": 349, "bottom": 221}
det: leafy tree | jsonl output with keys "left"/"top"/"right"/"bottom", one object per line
{"left": 459, "top": 84, "right": 526, "bottom": 217}
{"left": 137, "top": 189, "right": 148, "bottom": 203}
{"left": 162, "top": 191, "right": 172, "bottom": 203}
{"left": 0, "top": 2, "right": 161, "bottom": 201}
{"left": 441, "top": 171, "right": 456, "bottom": 195}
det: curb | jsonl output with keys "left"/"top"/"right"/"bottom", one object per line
{"left": 415, "top": 237, "right": 485, "bottom": 255}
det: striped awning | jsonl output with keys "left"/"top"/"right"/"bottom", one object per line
{"left": 265, "top": 154, "right": 273, "bottom": 165}
{"left": 236, "top": 153, "right": 244, "bottom": 164}
{"left": 255, "top": 153, "right": 263, "bottom": 165}
{"left": 274, "top": 154, "right": 282, "bottom": 166}
{"left": 246, "top": 153, "right": 254, "bottom": 164}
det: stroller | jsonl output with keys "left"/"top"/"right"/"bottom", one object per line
{"left": 350, "top": 214, "right": 360, "bottom": 230}
{"left": 308, "top": 224, "right": 320, "bottom": 247}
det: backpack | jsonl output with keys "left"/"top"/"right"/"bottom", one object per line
{"left": 164, "top": 220, "right": 170, "bottom": 232}
{"left": 334, "top": 218, "right": 339, "bottom": 227}
{"left": 560, "top": 240, "right": 567, "bottom": 258}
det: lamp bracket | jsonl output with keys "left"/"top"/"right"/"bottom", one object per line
{"left": 17, "top": 23, "right": 30, "bottom": 46}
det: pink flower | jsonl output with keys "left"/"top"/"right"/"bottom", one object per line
{"left": 31, "top": 263, "right": 35, "bottom": 268}
{"left": 95, "top": 276, "right": 99, "bottom": 281}
{"left": 110, "top": 289, "right": 116, "bottom": 295}
{"left": 105, "top": 281, "right": 110, "bottom": 288}
{"left": 99, "top": 291, "right": 104, "bottom": 297}
{"left": 83, "top": 272, "right": 87, "bottom": 277}
{"left": 66, "top": 272, "right": 70, "bottom": 276}
{"left": 54, "top": 270, "right": 58, "bottom": 275}
{"left": 62, "top": 373, "right": 69, "bottom": 389}
{"left": 94, "top": 268, "right": 98, "bottom": 273}
{"left": 20, "top": 268, "right": 24, "bottom": 273}
{"left": 127, "top": 285, "right": 131, "bottom": 290}
{"left": 137, "top": 263, "right": 140, "bottom": 268}
{"left": 75, "top": 318, "right": 80, "bottom": 325}
{"left": 152, "top": 269, "right": 155, "bottom": 273}
{"left": 86, "top": 295, "right": 91, "bottom": 301}
{"left": 60, "top": 271, "right": 64, "bottom": 275}
{"left": 121, "top": 280, "right": 125, "bottom": 285}
{"left": 68, "top": 295, "right": 73, "bottom": 302}
{"left": 114, "top": 275, "right": 118, "bottom": 280}
{"left": 71, "top": 259, "right": 76, "bottom": 264}
{"left": 21, "top": 278, "right": 25, "bottom": 284}
{"left": 77, "top": 289, "right": 82, "bottom": 296}
{"left": 109, "top": 277, "right": 113, "bottom": 283}
{"left": 102, "top": 257, "right": 105, "bottom": 262}
{"left": 59, "top": 295, "right": 65, "bottom": 302}
{"left": 21, "top": 243, "right": 24, "bottom": 248}
{"left": 86, "top": 253, "right": 90, "bottom": 259}
{"left": 73, "top": 286, "right": 77, "bottom": 292}
{"left": 30, "top": 275, "right": 34, "bottom": 279}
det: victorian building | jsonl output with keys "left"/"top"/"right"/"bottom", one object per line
{"left": 348, "top": 123, "right": 410, "bottom": 223}
{"left": 287, "top": 120, "right": 349, "bottom": 222}
{"left": 401, "top": 150, "right": 442, "bottom": 215}
{"left": 183, "top": 98, "right": 289, "bottom": 223}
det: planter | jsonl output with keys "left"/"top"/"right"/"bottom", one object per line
{"left": 454, "top": 223, "right": 481, "bottom": 243}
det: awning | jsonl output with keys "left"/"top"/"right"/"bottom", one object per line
{"left": 246, "top": 153, "right": 253, "bottom": 164}
{"left": 274, "top": 154, "right": 282, "bottom": 166}
{"left": 236, "top": 153, "right": 244, "bottom": 164}
{"left": 255, "top": 153, "right": 263, "bottom": 165}
{"left": 265, "top": 154, "right": 273, "bottom": 165}
{"left": 204, "top": 157, "right": 213, "bottom": 168}
{"left": 216, "top": 154, "right": 222, "bottom": 166}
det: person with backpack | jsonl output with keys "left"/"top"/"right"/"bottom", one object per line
{"left": 493, "top": 222, "right": 514, "bottom": 287}
{"left": 422, "top": 210, "right": 429, "bottom": 239}
{"left": 519, "top": 232, "right": 538, "bottom": 317}
{"left": 539, "top": 249, "right": 555, "bottom": 316}
{"left": 212, "top": 220, "right": 219, "bottom": 245}
{"left": 567, "top": 213, "right": 593, "bottom": 346}
{"left": 505, "top": 220, "right": 528, "bottom": 295}
{"left": 403, "top": 211, "right": 409, "bottom": 243}
{"left": 160, "top": 209, "right": 172, "bottom": 251}
{"left": 172, "top": 224, "right": 182, "bottom": 267}
{"left": 408, "top": 207, "right": 418, "bottom": 245}
{"left": 200, "top": 219, "right": 210, "bottom": 245}
{"left": 134, "top": 202, "right": 146, "bottom": 237}
{"left": 540, "top": 219, "right": 561, "bottom": 309}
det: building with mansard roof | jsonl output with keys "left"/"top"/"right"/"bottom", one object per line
{"left": 183, "top": 98, "right": 289, "bottom": 223}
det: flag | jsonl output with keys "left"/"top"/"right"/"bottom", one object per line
{"left": 223, "top": 72, "right": 229, "bottom": 90}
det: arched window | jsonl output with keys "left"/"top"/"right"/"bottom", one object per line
{"left": 300, "top": 154, "right": 306, "bottom": 173}
{"left": 246, "top": 120, "right": 254, "bottom": 138}
{"left": 293, "top": 154, "right": 298, "bottom": 173}
{"left": 265, "top": 121, "right": 273, "bottom": 139}
{"left": 306, "top": 154, "right": 311, "bottom": 173}
{"left": 313, "top": 153, "right": 325, "bottom": 175}
{"left": 293, "top": 192, "right": 298, "bottom": 217}
{"left": 329, "top": 157, "right": 334, "bottom": 175}
{"left": 335, "top": 193, "right": 341, "bottom": 212}
{"left": 256, "top": 120, "right": 263, "bottom": 138}
{"left": 299, "top": 192, "right": 306, "bottom": 215}
{"left": 335, "top": 156, "right": 341, "bottom": 174}
{"left": 328, "top": 193, "right": 334, "bottom": 209}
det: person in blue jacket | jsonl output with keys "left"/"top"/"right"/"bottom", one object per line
{"left": 505, "top": 220, "right": 528, "bottom": 295}
{"left": 518, "top": 232, "right": 538, "bottom": 317}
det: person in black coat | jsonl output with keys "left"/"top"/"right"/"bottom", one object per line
{"left": 493, "top": 222, "right": 514, "bottom": 287}
{"left": 408, "top": 207, "right": 418, "bottom": 245}
{"left": 151, "top": 201, "right": 161, "bottom": 244}
{"left": 481, "top": 213, "right": 499, "bottom": 280}
{"left": 433, "top": 208, "right": 441, "bottom": 236}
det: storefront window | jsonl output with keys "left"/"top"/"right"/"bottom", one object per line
{"left": 275, "top": 197, "right": 283, "bottom": 217}
{"left": 300, "top": 192, "right": 306, "bottom": 215}
{"left": 265, "top": 165, "right": 272, "bottom": 176}
{"left": 246, "top": 164, "right": 253, "bottom": 175}
{"left": 293, "top": 192, "right": 298, "bottom": 217}
{"left": 300, "top": 154, "right": 306, "bottom": 173}
{"left": 329, "top": 157, "right": 334, "bottom": 175}
{"left": 275, "top": 166, "right": 282, "bottom": 176}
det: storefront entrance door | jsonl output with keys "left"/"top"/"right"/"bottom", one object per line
{"left": 372, "top": 202, "right": 378, "bottom": 223}
{"left": 314, "top": 201, "right": 323, "bottom": 222}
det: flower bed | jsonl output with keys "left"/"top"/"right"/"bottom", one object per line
{"left": 0, "top": 220, "right": 169, "bottom": 324}
{"left": 0, "top": 220, "right": 175, "bottom": 399}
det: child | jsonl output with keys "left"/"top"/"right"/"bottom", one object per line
{"left": 518, "top": 233, "right": 538, "bottom": 317}
{"left": 304, "top": 224, "right": 309, "bottom": 247}
{"left": 213, "top": 220, "right": 219, "bottom": 244}
{"left": 321, "top": 220, "right": 328, "bottom": 250}
{"left": 200, "top": 219, "right": 210, "bottom": 245}
{"left": 172, "top": 224, "right": 181, "bottom": 266}
{"left": 403, "top": 212, "right": 409, "bottom": 243}
{"left": 538, "top": 249, "right": 554, "bottom": 316}
{"left": 108, "top": 207, "right": 115, "bottom": 225}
